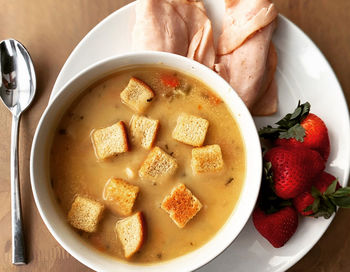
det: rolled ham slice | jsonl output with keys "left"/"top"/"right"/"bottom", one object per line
{"left": 215, "top": 0, "right": 278, "bottom": 115}
{"left": 217, "top": 0, "right": 278, "bottom": 55}
{"left": 252, "top": 43, "right": 278, "bottom": 115}
{"left": 252, "top": 79, "right": 277, "bottom": 115}
{"left": 132, "top": 0, "right": 215, "bottom": 69}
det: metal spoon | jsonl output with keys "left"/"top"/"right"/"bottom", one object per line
{"left": 0, "top": 39, "right": 36, "bottom": 265}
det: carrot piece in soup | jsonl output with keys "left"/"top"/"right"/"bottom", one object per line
{"left": 161, "top": 74, "right": 180, "bottom": 88}
{"left": 208, "top": 92, "right": 222, "bottom": 105}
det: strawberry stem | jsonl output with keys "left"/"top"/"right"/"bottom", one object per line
{"left": 259, "top": 101, "right": 310, "bottom": 142}
{"left": 306, "top": 179, "right": 350, "bottom": 218}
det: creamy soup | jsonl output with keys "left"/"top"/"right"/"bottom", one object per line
{"left": 50, "top": 66, "right": 246, "bottom": 263}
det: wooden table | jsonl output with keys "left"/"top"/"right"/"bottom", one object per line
{"left": 1, "top": 1, "right": 349, "bottom": 271}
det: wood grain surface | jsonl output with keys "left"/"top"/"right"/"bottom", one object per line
{"left": 0, "top": 1, "right": 349, "bottom": 271}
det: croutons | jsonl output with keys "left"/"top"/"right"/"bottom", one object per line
{"left": 191, "top": 144, "right": 224, "bottom": 174}
{"left": 115, "top": 212, "right": 146, "bottom": 258}
{"left": 91, "top": 121, "right": 129, "bottom": 160}
{"left": 161, "top": 183, "right": 202, "bottom": 228}
{"left": 103, "top": 178, "right": 139, "bottom": 216}
{"left": 129, "top": 115, "right": 159, "bottom": 149}
{"left": 172, "top": 113, "right": 209, "bottom": 147}
{"left": 67, "top": 195, "right": 104, "bottom": 233}
{"left": 120, "top": 77, "right": 155, "bottom": 113}
{"left": 139, "top": 147, "right": 178, "bottom": 180}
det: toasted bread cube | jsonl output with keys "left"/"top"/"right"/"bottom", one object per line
{"left": 116, "top": 212, "right": 146, "bottom": 258}
{"left": 120, "top": 77, "right": 155, "bottom": 113}
{"left": 103, "top": 178, "right": 139, "bottom": 216}
{"left": 130, "top": 115, "right": 159, "bottom": 149}
{"left": 191, "top": 144, "right": 224, "bottom": 174}
{"left": 172, "top": 113, "right": 209, "bottom": 147}
{"left": 91, "top": 121, "right": 129, "bottom": 160}
{"left": 139, "top": 147, "right": 178, "bottom": 180}
{"left": 161, "top": 183, "right": 202, "bottom": 228}
{"left": 67, "top": 196, "right": 104, "bottom": 233}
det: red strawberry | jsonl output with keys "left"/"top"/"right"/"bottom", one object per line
{"left": 276, "top": 113, "right": 330, "bottom": 161}
{"left": 259, "top": 102, "right": 330, "bottom": 161}
{"left": 253, "top": 206, "right": 298, "bottom": 248}
{"left": 292, "top": 192, "right": 314, "bottom": 216}
{"left": 293, "top": 172, "right": 339, "bottom": 216}
{"left": 293, "top": 171, "right": 350, "bottom": 218}
{"left": 264, "top": 146, "right": 325, "bottom": 199}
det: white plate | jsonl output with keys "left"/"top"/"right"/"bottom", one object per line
{"left": 50, "top": 1, "right": 350, "bottom": 271}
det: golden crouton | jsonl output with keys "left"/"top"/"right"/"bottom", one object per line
{"left": 115, "top": 212, "right": 146, "bottom": 258}
{"left": 139, "top": 147, "right": 178, "bottom": 180}
{"left": 161, "top": 183, "right": 202, "bottom": 228}
{"left": 129, "top": 115, "right": 159, "bottom": 149}
{"left": 103, "top": 178, "right": 139, "bottom": 216}
{"left": 172, "top": 113, "right": 209, "bottom": 147}
{"left": 191, "top": 144, "right": 224, "bottom": 174}
{"left": 67, "top": 195, "right": 104, "bottom": 233}
{"left": 91, "top": 121, "right": 129, "bottom": 160}
{"left": 120, "top": 77, "right": 155, "bottom": 113}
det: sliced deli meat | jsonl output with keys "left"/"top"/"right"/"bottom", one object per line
{"left": 217, "top": 0, "right": 278, "bottom": 55}
{"left": 215, "top": 0, "right": 278, "bottom": 115}
{"left": 132, "top": 0, "right": 215, "bottom": 69}
{"left": 251, "top": 43, "right": 278, "bottom": 115}
{"left": 251, "top": 78, "right": 277, "bottom": 116}
{"left": 132, "top": 0, "right": 188, "bottom": 56}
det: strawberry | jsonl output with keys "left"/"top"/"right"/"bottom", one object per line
{"left": 253, "top": 206, "right": 298, "bottom": 248}
{"left": 259, "top": 102, "right": 330, "bottom": 161}
{"left": 253, "top": 162, "right": 296, "bottom": 248}
{"left": 293, "top": 191, "right": 315, "bottom": 216}
{"left": 264, "top": 146, "right": 325, "bottom": 199}
{"left": 293, "top": 171, "right": 350, "bottom": 218}
{"left": 253, "top": 163, "right": 298, "bottom": 247}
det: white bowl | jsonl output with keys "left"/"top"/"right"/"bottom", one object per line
{"left": 30, "top": 52, "right": 262, "bottom": 272}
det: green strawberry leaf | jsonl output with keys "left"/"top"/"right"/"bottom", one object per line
{"left": 278, "top": 124, "right": 306, "bottom": 142}
{"left": 321, "top": 200, "right": 336, "bottom": 218}
{"left": 275, "top": 113, "right": 293, "bottom": 128}
{"left": 325, "top": 179, "right": 338, "bottom": 195}
{"left": 263, "top": 162, "right": 275, "bottom": 191}
{"left": 304, "top": 198, "right": 320, "bottom": 213}
{"left": 264, "top": 161, "right": 272, "bottom": 172}
{"left": 331, "top": 197, "right": 350, "bottom": 208}
{"left": 307, "top": 190, "right": 337, "bottom": 218}
{"left": 311, "top": 186, "right": 321, "bottom": 198}
{"left": 304, "top": 181, "right": 350, "bottom": 219}
{"left": 332, "top": 187, "right": 350, "bottom": 197}
{"left": 312, "top": 198, "right": 320, "bottom": 212}
{"left": 313, "top": 209, "right": 334, "bottom": 219}
{"left": 258, "top": 101, "right": 310, "bottom": 141}
{"left": 300, "top": 102, "right": 311, "bottom": 119}
{"left": 290, "top": 107, "right": 302, "bottom": 120}
{"left": 258, "top": 126, "right": 284, "bottom": 139}
{"left": 323, "top": 198, "right": 336, "bottom": 211}
{"left": 276, "top": 101, "right": 310, "bottom": 128}
{"left": 304, "top": 204, "right": 313, "bottom": 212}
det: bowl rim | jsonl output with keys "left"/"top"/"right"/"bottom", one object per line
{"left": 30, "top": 51, "right": 262, "bottom": 272}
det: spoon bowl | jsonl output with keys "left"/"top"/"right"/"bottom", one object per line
{"left": 0, "top": 39, "right": 37, "bottom": 265}
{"left": 0, "top": 39, "right": 36, "bottom": 116}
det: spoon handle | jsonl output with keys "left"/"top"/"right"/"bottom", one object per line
{"left": 11, "top": 114, "right": 26, "bottom": 265}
